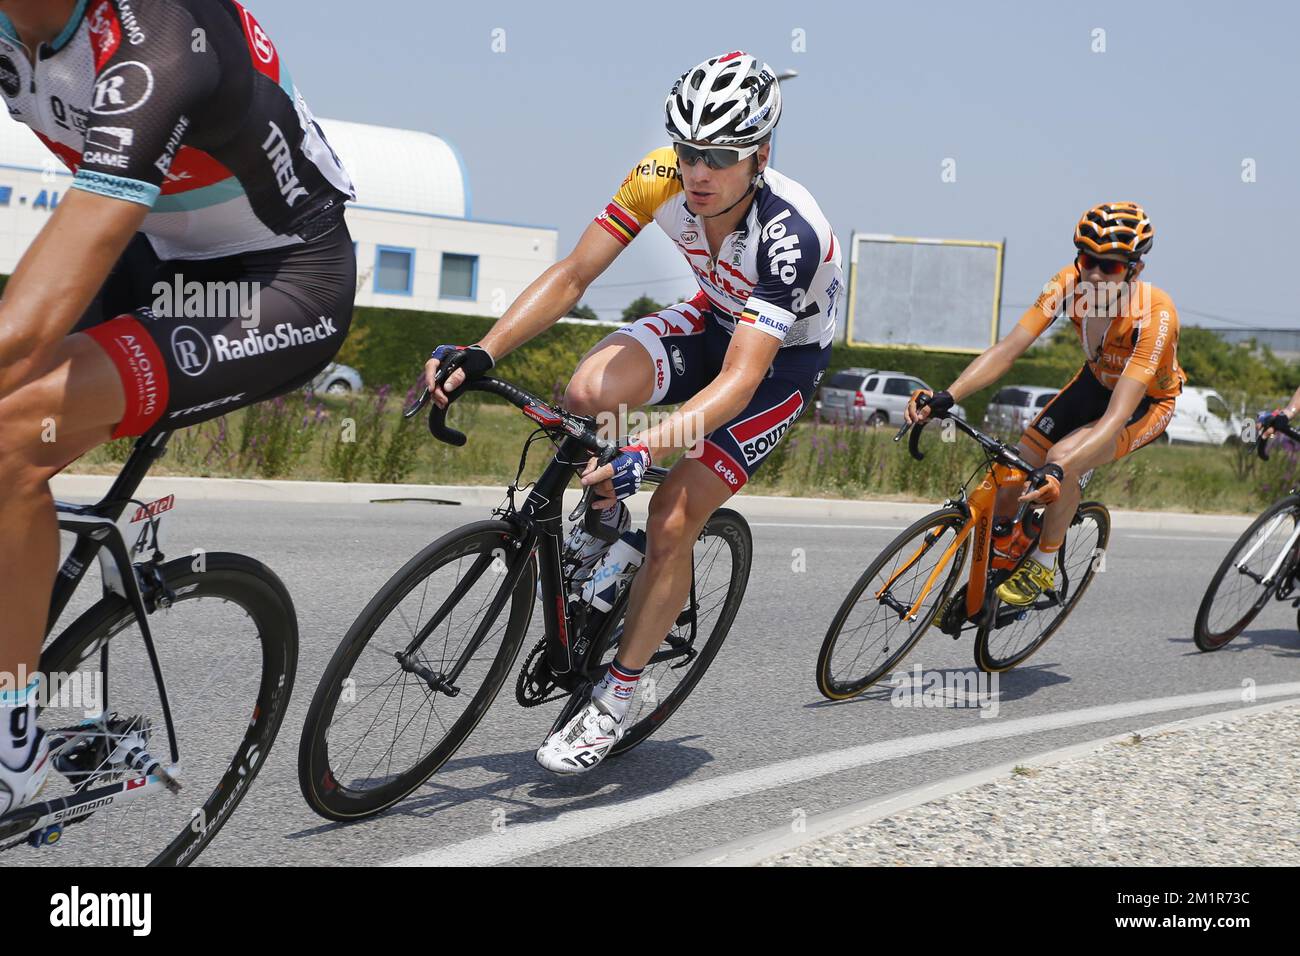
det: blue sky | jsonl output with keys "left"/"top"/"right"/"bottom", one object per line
{"left": 251, "top": 0, "right": 1299, "bottom": 330}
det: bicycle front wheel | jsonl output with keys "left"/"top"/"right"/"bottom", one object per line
{"left": 1194, "top": 495, "right": 1300, "bottom": 651}
{"left": 297, "top": 520, "right": 535, "bottom": 821}
{"left": 973, "top": 501, "right": 1110, "bottom": 672}
{"left": 24, "top": 553, "right": 297, "bottom": 867}
{"left": 816, "top": 507, "right": 969, "bottom": 700}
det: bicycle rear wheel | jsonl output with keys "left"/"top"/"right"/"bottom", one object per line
{"left": 297, "top": 521, "right": 535, "bottom": 821}
{"left": 973, "top": 502, "right": 1110, "bottom": 672}
{"left": 816, "top": 507, "right": 969, "bottom": 700}
{"left": 18, "top": 553, "right": 297, "bottom": 866}
{"left": 1194, "top": 495, "right": 1300, "bottom": 651}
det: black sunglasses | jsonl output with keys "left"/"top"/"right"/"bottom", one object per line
{"left": 673, "top": 142, "right": 759, "bottom": 170}
{"left": 1076, "top": 252, "right": 1131, "bottom": 276}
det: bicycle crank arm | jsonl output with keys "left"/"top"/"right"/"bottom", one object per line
{"left": 992, "top": 590, "right": 1064, "bottom": 629}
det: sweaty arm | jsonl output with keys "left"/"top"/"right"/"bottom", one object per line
{"left": 909, "top": 270, "right": 1074, "bottom": 424}
{"left": 423, "top": 222, "right": 622, "bottom": 401}
{"left": 0, "top": 2, "right": 218, "bottom": 395}
{"left": 478, "top": 222, "right": 623, "bottom": 360}
{"left": 1284, "top": 387, "right": 1300, "bottom": 418}
{"left": 945, "top": 324, "right": 1038, "bottom": 403}
{"left": 428, "top": 150, "right": 678, "bottom": 401}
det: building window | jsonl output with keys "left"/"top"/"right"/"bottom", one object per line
{"left": 375, "top": 246, "right": 415, "bottom": 296}
{"left": 440, "top": 253, "right": 478, "bottom": 300}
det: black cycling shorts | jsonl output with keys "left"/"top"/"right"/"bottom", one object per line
{"left": 77, "top": 224, "right": 356, "bottom": 438}
{"left": 616, "top": 292, "right": 831, "bottom": 493}
{"left": 1023, "top": 363, "right": 1176, "bottom": 459}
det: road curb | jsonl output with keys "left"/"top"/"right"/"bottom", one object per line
{"left": 666, "top": 697, "right": 1300, "bottom": 867}
{"left": 51, "top": 474, "right": 1257, "bottom": 533}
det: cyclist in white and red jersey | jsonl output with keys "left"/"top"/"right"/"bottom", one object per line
{"left": 427, "top": 52, "right": 842, "bottom": 774}
{"left": 0, "top": 0, "right": 355, "bottom": 818}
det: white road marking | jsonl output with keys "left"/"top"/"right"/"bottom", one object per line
{"left": 385, "top": 682, "right": 1300, "bottom": 867}
{"left": 1122, "top": 533, "right": 1238, "bottom": 543}
{"left": 748, "top": 522, "right": 903, "bottom": 531}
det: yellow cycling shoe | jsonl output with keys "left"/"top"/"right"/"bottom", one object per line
{"left": 995, "top": 557, "right": 1055, "bottom": 606}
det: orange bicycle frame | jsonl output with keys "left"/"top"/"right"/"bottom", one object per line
{"left": 963, "top": 462, "right": 1028, "bottom": 617}
{"left": 874, "top": 460, "right": 1028, "bottom": 622}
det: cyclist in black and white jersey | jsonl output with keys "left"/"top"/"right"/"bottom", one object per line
{"left": 0, "top": 0, "right": 355, "bottom": 817}
{"left": 427, "top": 52, "right": 842, "bottom": 774}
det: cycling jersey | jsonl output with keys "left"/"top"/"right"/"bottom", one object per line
{"left": 0, "top": 0, "right": 354, "bottom": 260}
{"left": 1018, "top": 264, "right": 1186, "bottom": 400}
{"left": 595, "top": 147, "right": 843, "bottom": 349}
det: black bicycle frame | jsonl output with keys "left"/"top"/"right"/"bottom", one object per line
{"left": 399, "top": 374, "right": 685, "bottom": 696}
{"left": 45, "top": 430, "right": 181, "bottom": 764}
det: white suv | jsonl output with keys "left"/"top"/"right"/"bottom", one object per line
{"left": 819, "top": 368, "right": 967, "bottom": 426}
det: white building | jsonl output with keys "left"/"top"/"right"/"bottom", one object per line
{"left": 0, "top": 114, "right": 558, "bottom": 316}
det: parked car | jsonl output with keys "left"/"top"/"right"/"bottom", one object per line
{"left": 310, "top": 362, "right": 364, "bottom": 396}
{"left": 982, "top": 385, "right": 1059, "bottom": 436}
{"left": 1167, "top": 386, "right": 1248, "bottom": 445}
{"left": 818, "top": 367, "right": 967, "bottom": 426}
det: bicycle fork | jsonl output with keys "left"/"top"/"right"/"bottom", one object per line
{"left": 1234, "top": 511, "right": 1300, "bottom": 587}
{"left": 397, "top": 528, "right": 540, "bottom": 696}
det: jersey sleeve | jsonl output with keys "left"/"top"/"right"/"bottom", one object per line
{"left": 1122, "top": 289, "right": 1181, "bottom": 392}
{"left": 73, "top": 0, "right": 221, "bottom": 207}
{"left": 593, "top": 147, "right": 680, "bottom": 246}
{"left": 1016, "top": 265, "right": 1077, "bottom": 338}
{"left": 738, "top": 207, "right": 824, "bottom": 344}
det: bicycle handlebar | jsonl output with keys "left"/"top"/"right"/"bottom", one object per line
{"left": 895, "top": 394, "right": 1042, "bottom": 486}
{"left": 1256, "top": 420, "right": 1300, "bottom": 462}
{"left": 404, "top": 370, "right": 619, "bottom": 463}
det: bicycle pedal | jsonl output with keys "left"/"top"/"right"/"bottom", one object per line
{"left": 27, "top": 824, "right": 62, "bottom": 849}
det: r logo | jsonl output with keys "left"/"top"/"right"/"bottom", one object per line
{"left": 170, "top": 325, "right": 211, "bottom": 377}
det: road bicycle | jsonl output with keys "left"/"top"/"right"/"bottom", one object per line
{"left": 1194, "top": 420, "right": 1300, "bottom": 650}
{"left": 0, "top": 431, "right": 297, "bottom": 865}
{"left": 816, "top": 407, "right": 1110, "bottom": 699}
{"left": 298, "top": 374, "right": 752, "bottom": 820}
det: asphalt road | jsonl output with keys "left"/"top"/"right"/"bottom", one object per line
{"left": 15, "top": 496, "right": 1299, "bottom": 867}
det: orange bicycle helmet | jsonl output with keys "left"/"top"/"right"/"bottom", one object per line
{"left": 1074, "top": 202, "right": 1154, "bottom": 262}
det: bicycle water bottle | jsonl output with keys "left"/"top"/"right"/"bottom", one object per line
{"left": 580, "top": 529, "right": 647, "bottom": 613}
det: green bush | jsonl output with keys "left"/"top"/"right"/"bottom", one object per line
{"left": 329, "top": 303, "right": 1300, "bottom": 432}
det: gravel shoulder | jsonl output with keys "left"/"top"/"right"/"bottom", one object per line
{"left": 763, "top": 704, "right": 1300, "bottom": 867}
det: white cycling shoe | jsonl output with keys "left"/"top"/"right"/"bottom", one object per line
{"left": 0, "top": 730, "right": 51, "bottom": 819}
{"left": 535, "top": 702, "right": 623, "bottom": 775}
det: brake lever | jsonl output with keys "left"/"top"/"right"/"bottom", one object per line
{"left": 578, "top": 444, "right": 623, "bottom": 543}
{"left": 403, "top": 387, "right": 430, "bottom": 420}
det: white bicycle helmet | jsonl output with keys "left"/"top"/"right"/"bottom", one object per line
{"left": 665, "top": 52, "right": 781, "bottom": 147}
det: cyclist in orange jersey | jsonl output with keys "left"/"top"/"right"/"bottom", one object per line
{"left": 907, "top": 203, "right": 1184, "bottom": 606}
